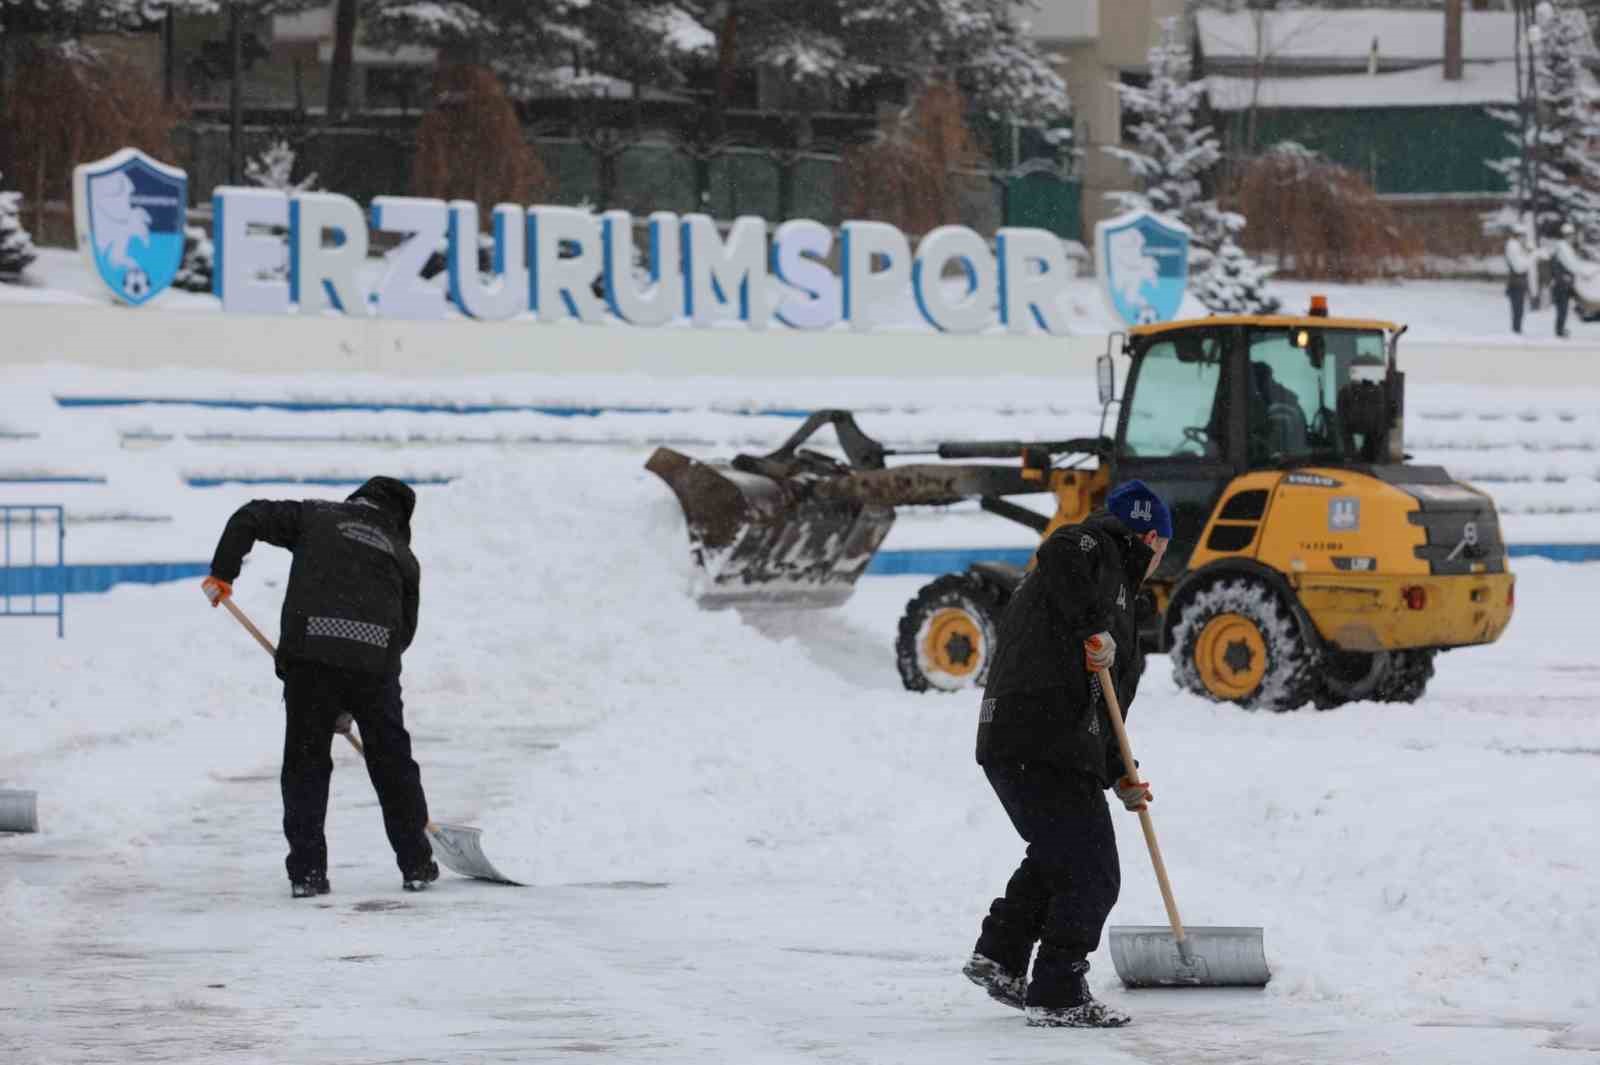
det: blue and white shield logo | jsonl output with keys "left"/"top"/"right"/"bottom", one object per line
{"left": 73, "top": 148, "right": 188, "bottom": 307}
{"left": 1095, "top": 210, "right": 1191, "bottom": 326}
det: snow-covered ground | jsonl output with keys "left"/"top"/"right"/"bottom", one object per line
{"left": 4, "top": 256, "right": 1600, "bottom": 1061}
{"left": 2, "top": 439, "right": 1599, "bottom": 1064}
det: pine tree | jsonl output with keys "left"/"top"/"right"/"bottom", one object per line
{"left": 1106, "top": 17, "right": 1275, "bottom": 312}
{"left": 245, "top": 140, "right": 318, "bottom": 192}
{"left": 1485, "top": 0, "right": 1600, "bottom": 247}
{"left": 0, "top": 173, "right": 38, "bottom": 281}
{"left": 173, "top": 225, "right": 213, "bottom": 293}
{"left": 1189, "top": 238, "right": 1279, "bottom": 314}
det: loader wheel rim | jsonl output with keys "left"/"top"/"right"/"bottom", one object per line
{"left": 1195, "top": 613, "right": 1268, "bottom": 700}
{"left": 924, "top": 608, "right": 984, "bottom": 678}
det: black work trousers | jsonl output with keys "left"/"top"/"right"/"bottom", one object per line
{"left": 1555, "top": 288, "right": 1572, "bottom": 337}
{"left": 974, "top": 762, "right": 1120, "bottom": 1008}
{"left": 1508, "top": 283, "right": 1525, "bottom": 334}
{"left": 281, "top": 661, "right": 432, "bottom": 883}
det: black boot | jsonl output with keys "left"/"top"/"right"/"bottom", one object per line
{"left": 1025, "top": 959, "right": 1130, "bottom": 1028}
{"left": 290, "top": 874, "right": 331, "bottom": 899}
{"left": 402, "top": 860, "right": 439, "bottom": 893}
{"left": 962, "top": 952, "right": 1027, "bottom": 1010}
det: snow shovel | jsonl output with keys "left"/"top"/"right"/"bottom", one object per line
{"left": 217, "top": 596, "right": 522, "bottom": 886}
{"left": 1097, "top": 667, "right": 1270, "bottom": 988}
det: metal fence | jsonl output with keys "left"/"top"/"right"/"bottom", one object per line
{"left": 1, "top": 505, "right": 65, "bottom": 638}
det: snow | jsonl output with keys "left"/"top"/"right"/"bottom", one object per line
{"left": 1207, "top": 61, "right": 1520, "bottom": 111}
{"left": 3, "top": 273, "right": 1600, "bottom": 1057}
{"left": 2, "top": 427, "right": 1598, "bottom": 1061}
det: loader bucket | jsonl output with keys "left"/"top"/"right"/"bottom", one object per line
{"left": 646, "top": 446, "right": 896, "bottom": 608}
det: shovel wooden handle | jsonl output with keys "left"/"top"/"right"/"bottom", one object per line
{"left": 1098, "top": 667, "right": 1189, "bottom": 949}
{"left": 222, "top": 597, "right": 277, "bottom": 657}
{"left": 219, "top": 595, "right": 364, "bottom": 756}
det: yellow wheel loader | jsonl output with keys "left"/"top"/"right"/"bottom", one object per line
{"left": 647, "top": 305, "right": 1515, "bottom": 711}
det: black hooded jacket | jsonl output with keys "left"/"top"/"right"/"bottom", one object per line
{"left": 976, "top": 511, "right": 1154, "bottom": 786}
{"left": 210, "top": 477, "right": 420, "bottom": 677}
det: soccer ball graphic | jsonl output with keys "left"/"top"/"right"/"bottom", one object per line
{"left": 121, "top": 267, "right": 151, "bottom": 300}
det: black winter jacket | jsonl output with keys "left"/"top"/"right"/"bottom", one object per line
{"left": 976, "top": 512, "right": 1154, "bottom": 786}
{"left": 210, "top": 477, "right": 419, "bottom": 677}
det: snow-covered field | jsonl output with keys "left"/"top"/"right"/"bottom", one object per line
{"left": 4, "top": 254, "right": 1600, "bottom": 1062}
{"left": 3, "top": 439, "right": 1599, "bottom": 1063}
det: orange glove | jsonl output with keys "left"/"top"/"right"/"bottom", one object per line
{"left": 201, "top": 576, "right": 232, "bottom": 607}
{"left": 1114, "top": 775, "right": 1152, "bottom": 812}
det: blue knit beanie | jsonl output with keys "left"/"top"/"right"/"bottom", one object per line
{"left": 1107, "top": 479, "right": 1173, "bottom": 539}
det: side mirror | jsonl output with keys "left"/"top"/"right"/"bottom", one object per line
{"left": 1098, "top": 335, "right": 1120, "bottom": 407}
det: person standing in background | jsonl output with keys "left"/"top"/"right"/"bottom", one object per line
{"left": 1550, "top": 223, "right": 1586, "bottom": 339}
{"left": 1505, "top": 232, "right": 1533, "bottom": 335}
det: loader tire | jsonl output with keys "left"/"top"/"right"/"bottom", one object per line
{"left": 1313, "top": 650, "right": 1392, "bottom": 710}
{"left": 1170, "top": 578, "right": 1318, "bottom": 711}
{"left": 896, "top": 573, "right": 1007, "bottom": 693}
{"left": 1375, "top": 649, "right": 1437, "bottom": 703}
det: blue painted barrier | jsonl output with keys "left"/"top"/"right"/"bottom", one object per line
{"left": 36, "top": 544, "right": 1600, "bottom": 596}
{"left": 1, "top": 505, "right": 65, "bottom": 636}
{"left": 1508, "top": 543, "right": 1600, "bottom": 563}
{"left": 58, "top": 395, "right": 815, "bottom": 419}
{"left": 0, "top": 476, "right": 107, "bottom": 484}
{"left": 866, "top": 547, "right": 1035, "bottom": 575}
{"left": 4, "top": 561, "right": 209, "bottom": 596}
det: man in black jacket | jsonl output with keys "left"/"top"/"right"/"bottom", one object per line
{"left": 963, "top": 479, "right": 1172, "bottom": 1029}
{"left": 202, "top": 476, "right": 438, "bottom": 898}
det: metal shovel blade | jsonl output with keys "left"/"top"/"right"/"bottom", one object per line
{"left": 425, "top": 822, "right": 522, "bottom": 886}
{"left": 1108, "top": 925, "right": 1270, "bottom": 988}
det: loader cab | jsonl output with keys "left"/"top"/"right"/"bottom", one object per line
{"left": 1113, "top": 313, "right": 1399, "bottom": 580}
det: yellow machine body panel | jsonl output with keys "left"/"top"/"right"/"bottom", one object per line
{"left": 1188, "top": 468, "right": 1514, "bottom": 653}
{"left": 1038, "top": 466, "right": 1111, "bottom": 542}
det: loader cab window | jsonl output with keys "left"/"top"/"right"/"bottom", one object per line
{"left": 1121, "top": 332, "right": 1225, "bottom": 459}
{"left": 1246, "top": 327, "right": 1387, "bottom": 465}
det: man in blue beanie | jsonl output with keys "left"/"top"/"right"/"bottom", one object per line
{"left": 964, "top": 479, "right": 1171, "bottom": 1028}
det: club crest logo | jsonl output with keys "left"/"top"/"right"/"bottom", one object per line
{"left": 73, "top": 148, "right": 188, "bottom": 307}
{"left": 1095, "top": 210, "right": 1191, "bottom": 326}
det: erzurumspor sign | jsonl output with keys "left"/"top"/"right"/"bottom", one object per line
{"left": 75, "top": 150, "right": 1089, "bottom": 334}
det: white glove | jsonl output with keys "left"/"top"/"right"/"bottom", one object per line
{"left": 1084, "top": 631, "right": 1116, "bottom": 671}
{"left": 1114, "top": 775, "right": 1152, "bottom": 812}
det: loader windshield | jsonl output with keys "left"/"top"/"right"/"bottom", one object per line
{"left": 1246, "top": 327, "right": 1387, "bottom": 466}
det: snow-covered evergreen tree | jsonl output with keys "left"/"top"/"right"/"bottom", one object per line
{"left": 1107, "top": 17, "right": 1275, "bottom": 312}
{"left": 1189, "top": 238, "right": 1279, "bottom": 314}
{"left": 1485, "top": 0, "right": 1600, "bottom": 248}
{"left": 0, "top": 0, "right": 217, "bottom": 35}
{"left": 245, "top": 140, "right": 318, "bottom": 192}
{"left": 242, "top": 141, "right": 312, "bottom": 281}
{"left": 173, "top": 225, "right": 214, "bottom": 293}
{"left": 0, "top": 173, "right": 38, "bottom": 281}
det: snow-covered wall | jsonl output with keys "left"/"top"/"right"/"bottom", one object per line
{"left": 5, "top": 302, "right": 1600, "bottom": 387}
{"left": 0, "top": 303, "right": 1099, "bottom": 378}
